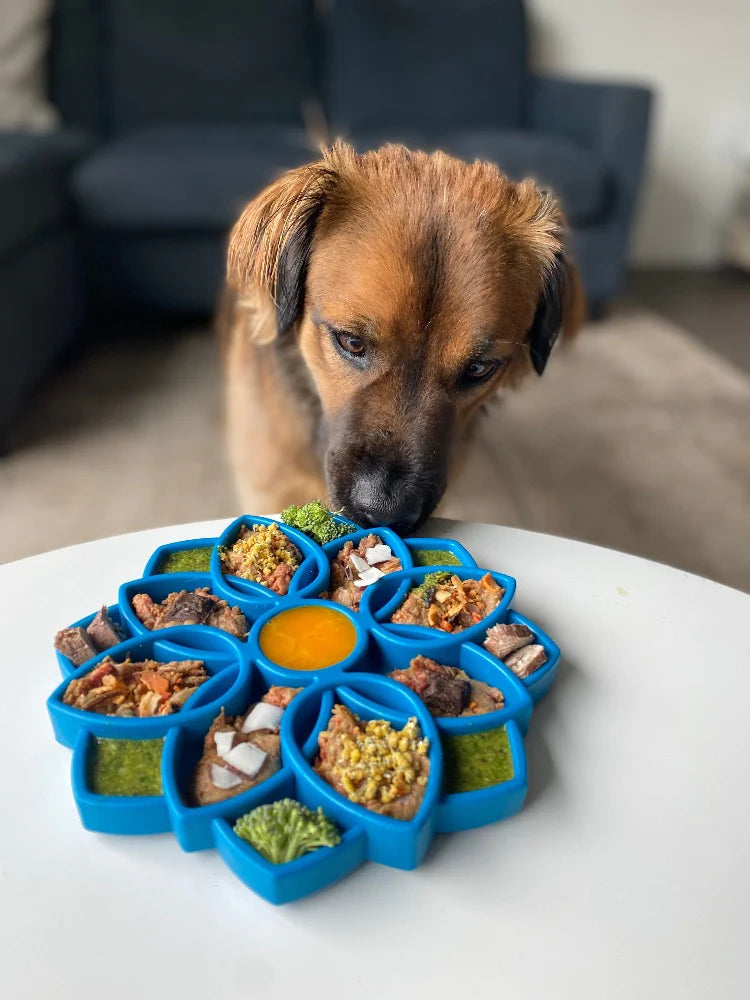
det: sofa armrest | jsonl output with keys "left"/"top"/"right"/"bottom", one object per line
{"left": 528, "top": 75, "right": 653, "bottom": 220}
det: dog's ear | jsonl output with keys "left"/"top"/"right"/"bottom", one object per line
{"left": 227, "top": 160, "right": 338, "bottom": 339}
{"left": 528, "top": 252, "right": 584, "bottom": 375}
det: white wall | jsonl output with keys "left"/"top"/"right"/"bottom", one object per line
{"left": 528, "top": 0, "right": 750, "bottom": 266}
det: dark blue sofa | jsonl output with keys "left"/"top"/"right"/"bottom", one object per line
{"left": 0, "top": 0, "right": 651, "bottom": 430}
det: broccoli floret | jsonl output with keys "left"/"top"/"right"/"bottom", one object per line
{"left": 233, "top": 798, "right": 341, "bottom": 864}
{"left": 413, "top": 570, "right": 452, "bottom": 601}
{"left": 280, "top": 500, "right": 353, "bottom": 545}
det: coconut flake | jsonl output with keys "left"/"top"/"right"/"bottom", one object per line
{"left": 223, "top": 741, "right": 267, "bottom": 779}
{"left": 210, "top": 763, "right": 243, "bottom": 789}
{"left": 349, "top": 553, "right": 370, "bottom": 574}
{"left": 365, "top": 544, "right": 392, "bottom": 565}
{"left": 353, "top": 566, "right": 385, "bottom": 588}
{"left": 241, "top": 702, "right": 284, "bottom": 734}
{"left": 214, "top": 730, "right": 235, "bottom": 758}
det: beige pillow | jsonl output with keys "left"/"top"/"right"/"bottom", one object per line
{"left": 0, "top": 0, "right": 58, "bottom": 130}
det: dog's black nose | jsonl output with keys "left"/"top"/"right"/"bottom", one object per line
{"left": 349, "top": 474, "right": 423, "bottom": 533}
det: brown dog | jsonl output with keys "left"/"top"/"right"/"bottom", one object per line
{"left": 222, "top": 142, "right": 583, "bottom": 532}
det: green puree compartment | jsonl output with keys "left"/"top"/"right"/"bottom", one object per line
{"left": 157, "top": 546, "right": 213, "bottom": 574}
{"left": 442, "top": 727, "right": 514, "bottom": 793}
{"left": 412, "top": 548, "right": 462, "bottom": 567}
{"left": 89, "top": 738, "right": 164, "bottom": 796}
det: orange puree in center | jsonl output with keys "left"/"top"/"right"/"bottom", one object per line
{"left": 259, "top": 605, "right": 357, "bottom": 671}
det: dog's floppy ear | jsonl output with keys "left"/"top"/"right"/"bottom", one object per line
{"left": 528, "top": 252, "right": 584, "bottom": 375}
{"left": 227, "top": 159, "right": 338, "bottom": 340}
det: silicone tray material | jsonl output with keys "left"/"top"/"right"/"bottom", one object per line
{"left": 49, "top": 511, "right": 561, "bottom": 904}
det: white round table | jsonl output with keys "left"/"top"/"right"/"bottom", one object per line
{"left": 2, "top": 519, "right": 749, "bottom": 999}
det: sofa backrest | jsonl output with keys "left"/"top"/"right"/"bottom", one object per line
{"left": 323, "top": 0, "right": 528, "bottom": 134}
{"left": 49, "top": 0, "right": 316, "bottom": 135}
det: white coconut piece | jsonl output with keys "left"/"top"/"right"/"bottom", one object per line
{"left": 349, "top": 553, "right": 370, "bottom": 574}
{"left": 210, "top": 763, "right": 243, "bottom": 789}
{"left": 222, "top": 741, "right": 268, "bottom": 779}
{"left": 214, "top": 730, "right": 235, "bottom": 758}
{"left": 353, "top": 566, "right": 385, "bottom": 588}
{"left": 365, "top": 544, "right": 392, "bottom": 565}
{"left": 241, "top": 702, "right": 284, "bottom": 734}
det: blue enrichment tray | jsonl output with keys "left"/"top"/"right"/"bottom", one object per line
{"left": 48, "top": 514, "right": 561, "bottom": 904}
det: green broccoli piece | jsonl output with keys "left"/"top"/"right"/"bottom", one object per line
{"left": 280, "top": 499, "right": 353, "bottom": 545}
{"left": 413, "top": 570, "right": 452, "bottom": 600}
{"left": 233, "top": 798, "right": 341, "bottom": 864}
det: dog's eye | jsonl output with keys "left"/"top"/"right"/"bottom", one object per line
{"left": 333, "top": 330, "right": 366, "bottom": 357}
{"left": 460, "top": 359, "right": 499, "bottom": 385}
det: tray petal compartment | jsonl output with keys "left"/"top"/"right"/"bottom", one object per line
{"left": 321, "top": 526, "right": 413, "bottom": 611}
{"left": 118, "top": 572, "right": 254, "bottom": 639}
{"left": 361, "top": 565, "right": 516, "bottom": 656}
{"left": 210, "top": 515, "right": 329, "bottom": 618}
{"left": 368, "top": 640, "right": 534, "bottom": 736}
{"left": 282, "top": 673, "right": 443, "bottom": 870}
{"left": 71, "top": 729, "right": 171, "bottom": 835}
{"left": 404, "top": 535, "right": 478, "bottom": 568}
{"left": 435, "top": 719, "right": 528, "bottom": 834}
{"left": 142, "top": 536, "right": 218, "bottom": 577}
{"left": 47, "top": 626, "right": 252, "bottom": 749}
{"left": 55, "top": 604, "right": 129, "bottom": 678}
{"left": 248, "top": 598, "right": 370, "bottom": 688}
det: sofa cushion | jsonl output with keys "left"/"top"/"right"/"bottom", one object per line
{"left": 324, "top": 0, "right": 527, "bottom": 132}
{"left": 101, "top": 0, "right": 315, "bottom": 133}
{"left": 71, "top": 125, "right": 315, "bottom": 232}
{"left": 349, "top": 128, "right": 610, "bottom": 225}
{"left": 0, "top": 130, "right": 88, "bottom": 259}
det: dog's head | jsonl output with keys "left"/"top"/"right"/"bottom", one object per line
{"left": 228, "top": 143, "right": 584, "bottom": 532}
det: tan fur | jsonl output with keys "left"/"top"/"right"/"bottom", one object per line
{"left": 221, "top": 142, "right": 583, "bottom": 517}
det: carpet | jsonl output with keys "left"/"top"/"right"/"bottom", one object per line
{"left": 2, "top": 310, "right": 749, "bottom": 591}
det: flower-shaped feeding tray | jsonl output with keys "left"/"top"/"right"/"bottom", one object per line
{"left": 48, "top": 513, "right": 561, "bottom": 904}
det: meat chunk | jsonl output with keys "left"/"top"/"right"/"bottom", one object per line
{"left": 389, "top": 655, "right": 504, "bottom": 717}
{"left": 483, "top": 623, "right": 534, "bottom": 660}
{"left": 159, "top": 590, "right": 216, "bottom": 626}
{"left": 504, "top": 644, "right": 547, "bottom": 679}
{"left": 262, "top": 686, "right": 303, "bottom": 709}
{"left": 54, "top": 626, "right": 98, "bottom": 667}
{"left": 86, "top": 607, "right": 125, "bottom": 651}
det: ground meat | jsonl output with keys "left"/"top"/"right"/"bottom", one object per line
{"left": 262, "top": 686, "right": 303, "bottom": 709}
{"left": 62, "top": 658, "right": 208, "bottom": 717}
{"left": 87, "top": 607, "right": 125, "bottom": 651}
{"left": 131, "top": 587, "right": 248, "bottom": 638}
{"left": 314, "top": 705, "right": 429, "bottom": 821}
{"left": 54, "top": 627, "right": 98, "bottom": 667}
{"left": 391, "top": 573, "right": 504, "bottom": 633}
{"left": 264, "top": 562, "right": 294, "bottom": 595}
{"left": 326, "top": 534, "right": 402, "bottom": 611}
{"left": 390, "top": 655, "right": 504, "bottom": 717}
{"left": 483, "top": 623, "right": 534, "bottom": 660}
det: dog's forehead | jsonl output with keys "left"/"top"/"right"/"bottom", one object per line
{"left": 307, "top": 194, "right": 534, "bottom": 358}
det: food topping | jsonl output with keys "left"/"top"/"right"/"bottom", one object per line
{"left": 88, "top": 737, "right": 163, "bottom": 797}
{"left": 63, "top": 657, "right": 208, "bottom": 717}
{"left": 55, "top": 606, "right": 125, "bottom": 667}
{"left": 391, "top": 573, "right": 504, "bottom": 632}
{"left": 326, "top": 533, "right": 403, "bottom": 611}
{"left": 389, "top": 655, "right": 504, "bottom": 717}
{"left": 132, "top": 586, "right": 248, "bottom": 638}
{"left": 190, "top": 688, "right": 301, "bottom": 806}
{"left": 157, "top": 546, "right": 213, "bottom": 574}
{"left": 504, "top": 644, "right": 548, "bottom": 679}
{"left": 442, "top": 727, "right": 515, "bottom": 793}
{"left": 412, "top": 548, "right": 463, "bottom": 567}
{"left": 259, "top": 605, "right": 357, "bottom": 671}
{"left": 483, "top": 623, "right": 534, "bottom": 660}
{"left": 315, "top": 704, "right": 430, "bottom": 821}
{"left": 220, "top": 523, "right": 301, "bottom": 595}
{"left": 234, "top": 798, "right": 341, "bottom": 864}
{"left": 280, "top": 500, "right": 351, "bottom": 545}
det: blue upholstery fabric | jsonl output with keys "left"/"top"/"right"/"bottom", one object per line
{"left": 101, "top": 1, "right": 315, "bottom": 133}
{"left": 347, "top": 128, "right": 609, "bottom": 225}
{"left": 324, "top": 0, "right": 527, "bottom": 131}
{"left": 0, "top": 131, "right": 89, "bottom": 259}
{"left": 71, "top": 125, "right": 315, "bottom": 231}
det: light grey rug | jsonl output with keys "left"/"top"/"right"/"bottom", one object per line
{"left": 2, "top": 311, "right": 749, "bottom": 591}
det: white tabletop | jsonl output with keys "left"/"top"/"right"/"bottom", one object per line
{"left": 2, "top": 519, "right": 749, "bottom": 1000}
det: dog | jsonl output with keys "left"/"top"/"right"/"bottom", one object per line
{"left": 221, "top": 142, "right": 583, "bottom": 533}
